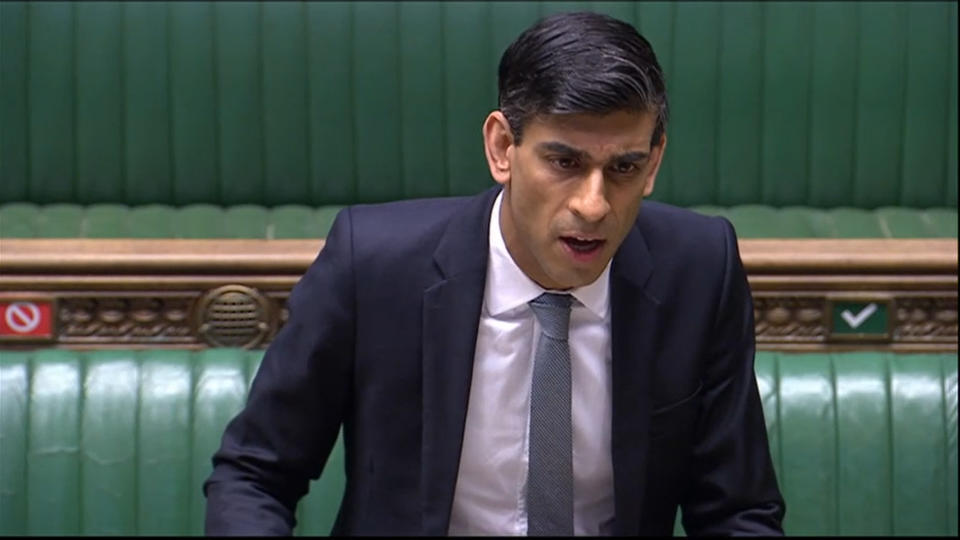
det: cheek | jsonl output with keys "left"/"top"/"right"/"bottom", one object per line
{"left": 608, "top": 187, "right": 646, "bottom": 228}
{"left": 511, "top": 173, "right": 561, "bottom": 233}
{"left": 514, "top": 191, "right": 555, "bottom": 244}
{"left": 620, "top": 192, "right": 645, "bottom": 217}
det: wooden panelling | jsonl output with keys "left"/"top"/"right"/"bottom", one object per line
{"left": 0, "top": 238, "right": 955, "bottom": 351}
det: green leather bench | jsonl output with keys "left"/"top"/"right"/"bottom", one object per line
{"left": 1, "top": 349, "right": 956, "bottom": 536}
{"left": 0, "top": 203, "right": 956, "bottom": 239}
{"left": 1, "top": 1, "right": 955, "bottom": 238}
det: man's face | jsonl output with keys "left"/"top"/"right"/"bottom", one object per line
{"left": 485, "top": 109, "right": 666, "bottom": 290}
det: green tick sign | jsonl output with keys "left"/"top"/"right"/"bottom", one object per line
{"left": 830, "top": 300, "right": 889, "bottom": 337}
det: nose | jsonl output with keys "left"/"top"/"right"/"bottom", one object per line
{"left": 568, "top": 168, "right": 610, "bottom": 223}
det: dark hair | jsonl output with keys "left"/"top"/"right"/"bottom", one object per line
{"left": 497, "top": 11, "right": 669, "bottom": 146}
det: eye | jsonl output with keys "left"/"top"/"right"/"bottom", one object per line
{"left": 611, "top": 162, "right": 639, "bottom": 175}
{"left": 550, "top": 156, "right": 579, "bottom": 170}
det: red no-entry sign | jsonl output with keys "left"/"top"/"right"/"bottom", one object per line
{"left": 0, "top": 301, "right": 54, "bottom": 339}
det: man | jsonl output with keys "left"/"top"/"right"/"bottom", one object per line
{"left": 204, "top": 11, "right": 785, "bottom": 536}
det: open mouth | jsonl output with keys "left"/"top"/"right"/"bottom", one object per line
{"left": 560, "top": 236, "right": 606, "bottom": 255}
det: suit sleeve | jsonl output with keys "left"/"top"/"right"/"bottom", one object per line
{"left": 681, "top": 217, "right": 786, "bottom": 535}
{"left": 203, "top": 208, "right": 356, "bottom": 535}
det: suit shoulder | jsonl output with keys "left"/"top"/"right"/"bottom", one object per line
{"left": 638, "top": 200, "right": 734, "bottom": 237}
{"left": 343, "top": 195, "right": 471, "bottom": 239}
{"left": 334, "top": 194, "right": 479, "bottom": 265}
{"left": 634, "top": 200, "right": 737, "bottom": 262}
{"left": 349, "top": 195, "right": 472, "bottom": 224}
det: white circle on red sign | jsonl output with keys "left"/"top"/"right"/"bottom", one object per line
{"left": 5, "top": 302, "right": 41, "bottom": 333}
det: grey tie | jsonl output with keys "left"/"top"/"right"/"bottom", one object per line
{"left": 527, "top": 292, "right": 574, "bottom": 536}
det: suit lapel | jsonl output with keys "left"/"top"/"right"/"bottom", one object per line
{"left": 420, "top": 187, "right": 499, "bottom": 535}
{"left": 609, "top": 224, "right": 660, "bottom": 535}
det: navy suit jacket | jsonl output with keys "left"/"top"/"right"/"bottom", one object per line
{"left": 204, "top": 186, "right": 785, "bottom": 536}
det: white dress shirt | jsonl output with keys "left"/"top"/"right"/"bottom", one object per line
{"left": 448, "top": 191, "right": 615, "bottom": 536}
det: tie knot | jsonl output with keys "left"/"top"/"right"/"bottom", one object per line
{"left": 529, "top": 293, "right": 573, "bottom": 340}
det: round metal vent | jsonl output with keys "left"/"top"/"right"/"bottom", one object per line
{"left": 195, "top": 285, "right": 272, "bottom": 348}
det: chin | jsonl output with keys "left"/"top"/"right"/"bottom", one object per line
{"left": 555, "top": 270, "right": 602, "bottom": 290}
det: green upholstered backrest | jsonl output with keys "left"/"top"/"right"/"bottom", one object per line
{"left": 1, "top": 349, "right": 956, "bottom": 536}
{"left": 0, "top": 349, "right": 344, "bottom": 536}
{"left": 755, "top": 352, "right": 958, "bottom": 536}
{"left": 1, "top": 1, "right": 956, "bottom": 209}
{"left": 0, "top": 203, "right": 957, "bottom": 239}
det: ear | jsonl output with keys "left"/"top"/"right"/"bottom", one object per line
{"left": 642, "top": 133, "right": 667, "bottom": 197}
{"left": 483, "top": 111, "right": 514, "bottom": 185}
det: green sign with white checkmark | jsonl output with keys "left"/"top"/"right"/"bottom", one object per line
{"left": 831, "top": 301, "right": 888, "bottom": 335}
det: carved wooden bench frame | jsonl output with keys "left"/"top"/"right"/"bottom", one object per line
{"left": 1, "top": 239, "right": 955, "bottom": 352}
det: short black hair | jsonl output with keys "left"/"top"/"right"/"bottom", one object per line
{"left": 498, "top": 11, "right": 669, "bottom": 146}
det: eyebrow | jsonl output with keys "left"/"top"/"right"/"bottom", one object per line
{"left": 536, "top": 141, "right": 649, "bottom": 163}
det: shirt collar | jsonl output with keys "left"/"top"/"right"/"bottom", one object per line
{"left": 485, "top": 190, "right": 610, "bottom": 319}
